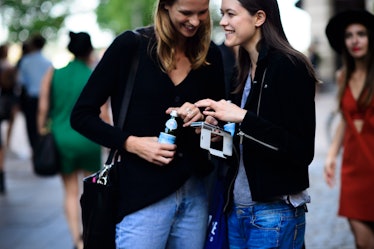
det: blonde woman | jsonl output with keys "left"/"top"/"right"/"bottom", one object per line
{"left": 70, "top": 0, "right": 225, "bottom": 248}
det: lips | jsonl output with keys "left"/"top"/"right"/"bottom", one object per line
{"left": 225, "top": 29, "right": 234, "bottom": 34}
{"left": 184, "top": 24, "right": 197, "bottom": 32}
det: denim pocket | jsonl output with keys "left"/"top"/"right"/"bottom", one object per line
{"left": 249, "top": 210, "right": 281, "bottom": 248}
{"left": 250, "top": 203, "right": 305, "bottom": 248}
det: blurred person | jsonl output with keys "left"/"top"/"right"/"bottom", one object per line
{"left": 38, "top": 31, "right": 106, "bottom": 249}
{"left": 0, "top": 43, "right": 18, "bottom": 194}
{"left": 18, "top": 34, "right": 52, "bottom": 153}
{"left": 17, "top": 42, "right": 32, "bottom": 109}
{"left": 325, "top": 9, "right": 374, "bottom": 249}
{"left": 307, "top": 40, "right": 321, "bottom": 71}
{"left": 1, "top": 43, "right": 25, "bottom": 149}
{"left": 195, "top": 0, "right": 317, "bottom": 248}
{"left": 70, "top": 0, "right": 226, "bottom": 248}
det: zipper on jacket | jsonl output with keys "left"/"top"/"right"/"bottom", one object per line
{"left": 237, "top": 130, "right": 279, "bottom": 151}
{"left": 256, "top": 68, "right": 267, "bottom": 115}
{"left": 224, "top": 68, "right": 272, "bottom": 211}
{"left": 238, "top": 68, "right": 278, "bottom": 150}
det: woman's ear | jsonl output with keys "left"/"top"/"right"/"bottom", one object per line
{"left": 255, "top": 10, "right": 266, "bottom": 27}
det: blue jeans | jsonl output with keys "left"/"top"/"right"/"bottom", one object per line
{"left": 228, "top": 201, "right": 306, "bottom": 249}
{"left": 115, "top": 176, "right": 208, "bottom": 249}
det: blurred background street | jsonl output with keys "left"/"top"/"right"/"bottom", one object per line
{"left": 0, "top": 85, "right": 356, "bottom": 249}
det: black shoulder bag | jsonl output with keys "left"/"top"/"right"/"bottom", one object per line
{"left": 33, "top": 70, "right": 61, "bottom": 176}
{"left": 80, "top": 31, "right": 141, "bottom": 249}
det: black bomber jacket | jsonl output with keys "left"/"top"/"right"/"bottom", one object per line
{"left": 224, "top": 44, "right": 316, "bottom": 212}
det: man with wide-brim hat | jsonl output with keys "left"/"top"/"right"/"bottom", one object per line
{"left": 325, "top": 9, "right": 374, "bottom": 54}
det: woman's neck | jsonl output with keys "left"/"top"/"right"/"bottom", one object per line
{"left": 175, "top": 34, "right": 187, "bottom": 53}
{"left": 354, "top": 58, "right": 367, "bottom": 72}
{"left": 243, "top": 41, "right": 261, "bottom": 80}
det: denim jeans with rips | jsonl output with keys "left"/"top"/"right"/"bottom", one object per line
{"left": 228, "top": 201, "right": 306, "bottom": 249}
{"left": 115, "top": 176, "right": 208, "bottom": 249}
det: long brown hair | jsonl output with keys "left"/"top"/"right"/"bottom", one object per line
{"left": 234, "top": 0, "right": 317, "bottom": 93}
{"left": 337, "top": 25, "right": 374, "bottom": 110}
{"left": 153, "top": 0, "right": 211, "bottom": 72}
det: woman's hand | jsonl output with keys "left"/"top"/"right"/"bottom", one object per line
{"left": 37, "top": 67, "right": 54, "bottom": 135}
{"left": 194, "top": 99, "right": 247, "bottom": 123}
{"left": 124, "top": 136, "right": 176, "bottom": 166}
{"left": 324, "top": 155, "right": 336, "bottom": 188}
{"left": 324, "top": 118, "right": 344, "bottom": 188}
{"left": 166, "top": 102, "right": 204, "bottom": 127}
{"left": 202, "top": 115, "right": 223, "bottom": 142}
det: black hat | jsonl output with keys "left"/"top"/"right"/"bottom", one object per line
{"left": 325, "top": 9, "right": 374, "bottom": 54}
{"left": 68, "top": 31, "right": 93, "bottom": 57}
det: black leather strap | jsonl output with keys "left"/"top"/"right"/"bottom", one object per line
{"left": 105, "top": 31, "right": 141, "bottom": 165}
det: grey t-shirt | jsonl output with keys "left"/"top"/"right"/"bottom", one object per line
{"left": 233, "top": 74, "right": 255, "bottom": 205}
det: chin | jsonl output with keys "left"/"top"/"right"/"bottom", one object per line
{"left": 224, "top": 40, "right": 235, "bottom": 48}
{"left": 183, "top": 30, "right": 197, "bottom": 38}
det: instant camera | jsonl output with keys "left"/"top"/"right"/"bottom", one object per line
{"left": 191, "top": 122, "right": 233, "bottom": 158}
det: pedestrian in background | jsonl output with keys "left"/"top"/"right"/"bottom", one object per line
{"left": 70, "top": 0, "right": 225, "bottom": 248}
{"left": 0, "top": 43, "right": 20, "bottom": 148}
{"left": 38, "top": 31, "right": 106, "bottom": 249}
{"left": 17, "top": 41, "right": 32, "bottom": 116}
{"left": 325, "top": 9, "right": 374, "bottom": 248}
{"left": 0, "top": 43, "right": 18, "bottom": 194}
{"left": 196, "top": 0, "right": 317, "bottom": 248}
{"left": 18, "top": 34, "right": 52, "bottom": 153}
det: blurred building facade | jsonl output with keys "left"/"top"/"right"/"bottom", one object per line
{"left": 300, "top": 0, "right": 374, "bottom": 86}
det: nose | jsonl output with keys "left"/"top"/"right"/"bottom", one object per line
{"left": 352, "top": 35, "right": 360, "bottom": 44}
{"left": 189, "top": 15, "right": 200, "bottom": 26}
{"left": 219, "top": 15, "right": 227, "bottom": 27}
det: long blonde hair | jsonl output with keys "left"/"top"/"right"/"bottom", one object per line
{"left": 153, "top": 0, "right": 211, "bottom": 72}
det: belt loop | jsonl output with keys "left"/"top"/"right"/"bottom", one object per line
{"left": 303, "top": 204, "right": 308, "bottom": 213}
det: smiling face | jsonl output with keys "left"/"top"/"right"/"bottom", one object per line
{"left": 219, "top": 0, "right": 265, "bottom": 51}
{"left": 344, "top": 23, "right": 369, "bottom": 60}
{"left": 165, "top": 0, "right": 210, "bottom": 40}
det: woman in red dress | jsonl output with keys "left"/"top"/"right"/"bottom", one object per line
{"left": 325, "top": 9, "right": 374, "bottom": 248}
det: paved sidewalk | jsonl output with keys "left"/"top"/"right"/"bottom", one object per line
{"left": 0, "top": 154, "right": 72, "bottom": 249}
{"left": 0, "top": 88, "right": 355, "bottom": 249}
{"left": 305, "top": 88, "right": 355, "bottom": 249}
{"left": 0, "top": 114, "right": 72, "bottom": 249}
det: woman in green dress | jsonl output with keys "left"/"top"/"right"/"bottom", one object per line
{"left": 37, "top": 31, "right": 108, "bottom": 249}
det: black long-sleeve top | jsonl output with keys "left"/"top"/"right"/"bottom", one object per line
{"left": 71, "top": 27, "right": 225, "bottom": 220}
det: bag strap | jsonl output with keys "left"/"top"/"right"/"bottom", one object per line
{"left": 105, "top": 31, "right": 141, "bottom": 165}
